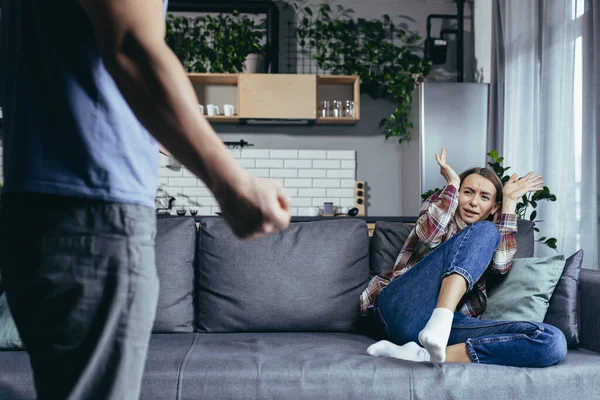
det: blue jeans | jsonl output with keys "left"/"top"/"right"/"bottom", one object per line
{"left": 373, "top": 221, "right": 567, "bottom": 367}
{"left": 0, "top": 193, "right": 159, "bottom": 399}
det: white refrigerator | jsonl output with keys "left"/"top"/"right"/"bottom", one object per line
{"left": 401, "top": 82, "right": 490, "bottom": 216}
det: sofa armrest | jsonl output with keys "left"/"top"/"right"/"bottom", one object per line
{"left": 580, "top": 268, "right": 600, "bottom": 353}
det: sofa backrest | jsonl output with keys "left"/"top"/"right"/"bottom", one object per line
{"left": 152, "top": 217, "right": 536, "bottom": 334}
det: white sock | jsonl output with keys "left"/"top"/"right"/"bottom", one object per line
{"left": 367, "top": 341, "right": 430, "bottom": 362}
{"left": 418, "top": 307, "right": 454, "bottom": 362}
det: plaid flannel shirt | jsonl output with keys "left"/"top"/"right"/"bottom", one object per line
{"left": 360, "top": 184, "right": 518, "bottom": 318}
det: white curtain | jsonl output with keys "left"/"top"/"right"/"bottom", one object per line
{"left": 580, "top": 0, "right": 600, "bottom": 270}
{"left": 501, "top": 0, "right": 598, "bottom": 268}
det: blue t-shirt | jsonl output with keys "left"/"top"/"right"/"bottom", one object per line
{"left": 0, "top": 1, "right": 169, "bottom": 208}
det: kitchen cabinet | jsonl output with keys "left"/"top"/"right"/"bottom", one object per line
{"left": 188, "top": 73, "right": 360, "bottom": 124}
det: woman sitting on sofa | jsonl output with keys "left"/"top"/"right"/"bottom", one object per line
{"left": 361, "top": 148, "right": 567, "bottom": 367}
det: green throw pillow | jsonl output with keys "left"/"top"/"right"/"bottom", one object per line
{"left": 0, "top": 292, "right": 24, "bottom": 350}
{"left": 482, "top": 254, "right": 566, "bottom": 322}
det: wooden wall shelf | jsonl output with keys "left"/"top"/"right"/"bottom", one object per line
{"left": 315, "top": 117, "right": 359, "bottom": 125}
{"left": 187, "top": 73, "right": 360, "bottom": 124}
{"left": 188, "top": 73, "right": 238, "bottom": 85}
{"left": 205, "top": 116, "right": 240, "bottom": 123}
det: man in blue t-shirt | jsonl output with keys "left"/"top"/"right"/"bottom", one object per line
{"left": 0, "top": 1, "right": 291, "bottom": 399}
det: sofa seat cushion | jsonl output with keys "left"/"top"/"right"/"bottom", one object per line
{"left": 179, "top": 332, "right": 600, "bottom": 400}
{"left": 140, "top": 334, "right": 197, "bottom": 400}
{"left": 195, "top": 218, "right": 370, "bottom": 333}
{"left": 1, "top": 334, "right": 599, "bottom": 400}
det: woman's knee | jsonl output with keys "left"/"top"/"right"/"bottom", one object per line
{"left": 469, "top": 221, "right": 500, "bottom": 242}
{"left": 444, "top": 221, "right": 500, "bottom": 284}
{"left": 459, "top": 221, "right": 500, "bottom": 254}
{"left": 537, "top": 324, "right": 568, "bottom": 367}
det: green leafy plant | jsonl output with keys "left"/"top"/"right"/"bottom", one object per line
{"left": 165, "top": 11, "right": 264, "bottom": 73}
{"left": 292, "top": 1, "right": 431, "bottom": 143}
{"left": 421, "top": 150, "right": 558, "bottom": 250}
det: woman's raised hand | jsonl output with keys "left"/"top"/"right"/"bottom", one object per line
{"left": 435, "top": 148, "right": 460, "bottom": 188}
{"left": 502, "top": 172, "right": 544, "bottom": 201}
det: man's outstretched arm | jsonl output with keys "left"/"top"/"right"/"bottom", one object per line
{"left": 80, "top": 0, "right": 290, "bottom": 238}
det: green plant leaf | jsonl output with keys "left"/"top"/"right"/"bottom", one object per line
{"left": 544, "top": 238, "right": 558, "bottom": 249}
{"left": 529, "top": 210, "right": 537, "bottom": 221}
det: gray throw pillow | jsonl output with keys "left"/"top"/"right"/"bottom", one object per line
{"left": 195, "top": 218, "right": 370, "bottom": 333}
{"left": 0, "top": 293, "right": 23, "bottom": 350}
{"left": 153, "top": 217, "right": 196, "bottom": 333}
{"left": 544, "top": 249, "right": 584, "bottom": 347}
{"left": 482, "top": 254, "right": 567, "bottom": 322}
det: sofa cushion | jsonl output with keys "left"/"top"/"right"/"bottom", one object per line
{"left": 140, "top": 334, "right": 196, "bottom": 400}
{"left": 482, "top": 254, "right": 567, "bottom": 322}
{"left": 369, "top": 219, "right": 535, "bottom": 278}
{"left": 177, "top": 332, "right": 600, "bottom": 400}
{"left": 180, "top": 332, "right": 413, "bottom": 399}
{"left": 544, "top": 249, "right": 584, "bottom": 347}
{"left": 369, "top": 221, "right": 413, "bottom": 277}
{"left": 153, "top": 217, "right": 196, "bottom": 333}
{"left": 514, "top": 219, "right": 535, "bottom": 258}
{"left": 195, "top": 218, "right": 369, "bottom": 333}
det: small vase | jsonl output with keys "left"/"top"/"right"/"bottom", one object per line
{"left": 243, "top": 53, "right": 264, "bottom": 73}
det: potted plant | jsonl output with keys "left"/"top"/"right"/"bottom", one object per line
{"left": 243, "top": 46, "right": 266, "bottom": 73}
{"left": 166, "top": 11, "right": 265, "bottom": 73}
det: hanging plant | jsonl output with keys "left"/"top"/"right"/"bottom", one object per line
{"left": 166, "top": 11, "right": 264, "bottom": 73}
{"left": 292, "top": 1, "right": 431, "bottom": 143}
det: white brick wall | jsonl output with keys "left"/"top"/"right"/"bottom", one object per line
{"left": 0, "top": 140, "right": 356, "bottom": 217}
{"left": 158, "top": 149, "right": 357, "bottom": 216}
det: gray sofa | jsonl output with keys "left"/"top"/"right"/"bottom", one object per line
{"left": 1, "top": 217, "right": 599, "bottom": 399}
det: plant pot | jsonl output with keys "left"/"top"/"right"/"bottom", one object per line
{"left": 243, "top": 53, "right": 264, "bottom": 73}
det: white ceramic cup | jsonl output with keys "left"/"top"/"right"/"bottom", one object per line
{"left": 308, "top": 207, "right": 321, "bottom": 216}
{"left": 223, "top": 104, "right": 235, "bottom": 116}
{"left": 207, "top": 104, "right": 220, "bottom": 116}
{"left": 198, "top": 104, "right": 205, "bottom": 115}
